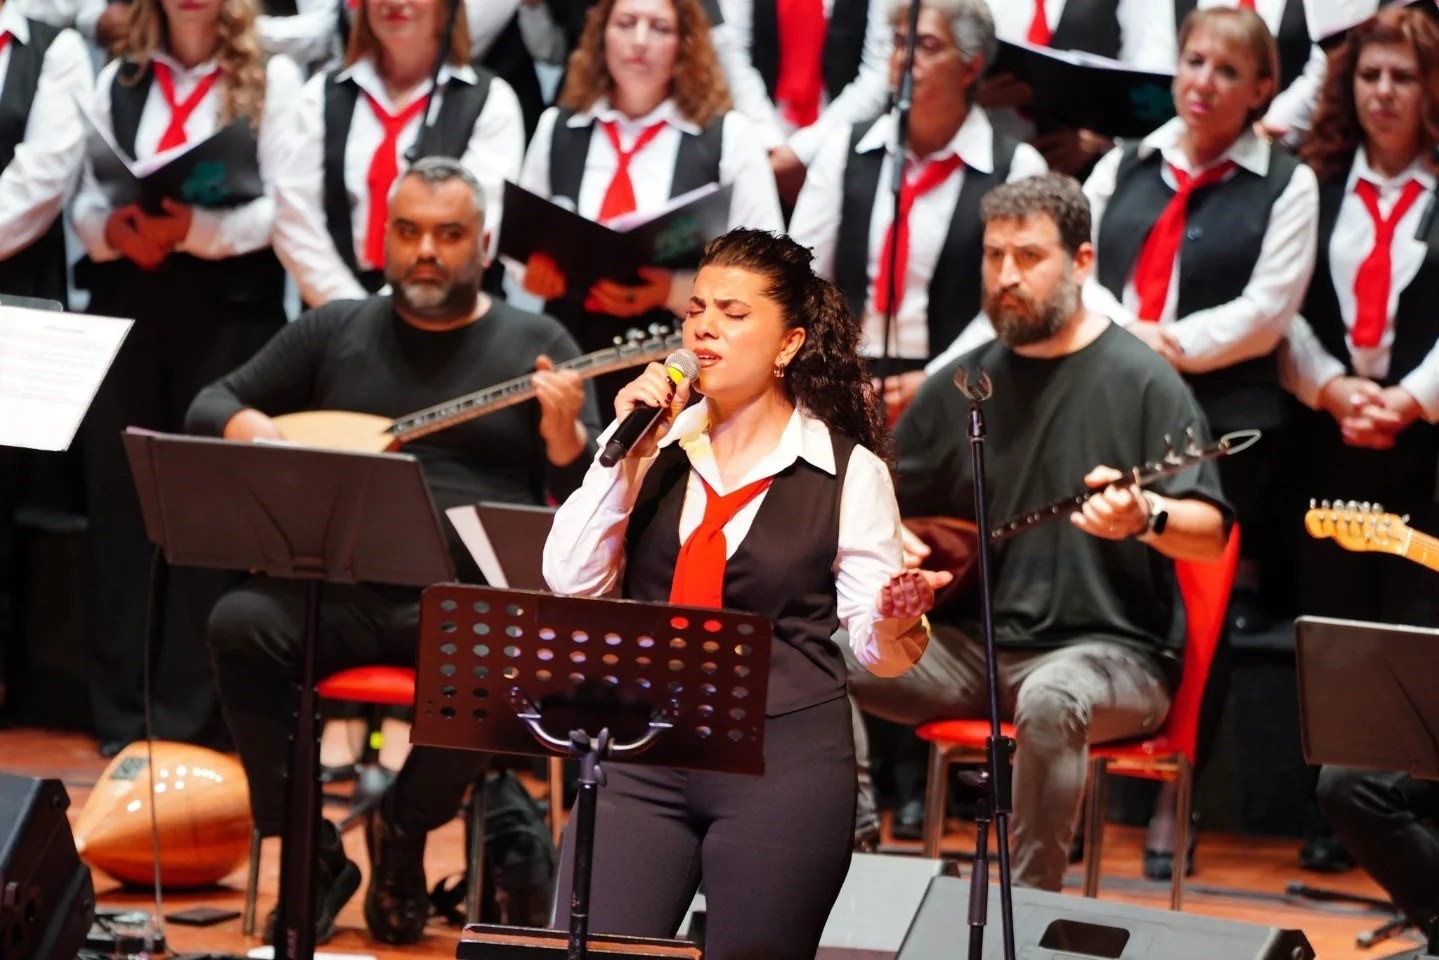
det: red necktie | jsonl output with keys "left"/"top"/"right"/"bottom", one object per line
{"left": 152, "top": 61, "right": 221, "bottom": 152}
{"left": 1132, "top": 161, "right": 1237, "bottom": 321}
{"left": 362, "top": 91, "right": 429, "bottom": 268}
{"left": 669, "top": 475, "right": 774, "bottom": 609}
{"left": 1237, "top": 0, "right": 1256, "bottom": 9}
{"left": 0, "top": 34, "right": 11, "bottom": 57}
{"left": 873, "top": 153, "right": 965, "bottom": 315}
{"left": 775, "top": 0, "right": 827, "bottom": 127}
{"left": 1027, "top": 0, "right": 1052, "bottom": 46}
{"left": 598, "top": 119, "right": 667, "bottom": 223}
{"left": 1352, "top": 178, "right": 1425, "bottom": 348}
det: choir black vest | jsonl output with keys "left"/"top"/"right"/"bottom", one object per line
{"left": 833, "top": 118, "right": 1019, "bottom": 365}
{"left": 1172, "top": 0, "right": 1310, "bottom": 90}
{"left": 263, "top": 0, "right": 299, "bottom": 15}
{"left": 1095, "top": 142, "right": 1301, "bottom": 431}
{"left": 322, "top": 68, "right": 495, "bottom": 290}
{"left": 1304, "top": 176, "right": 1439, "bottom": 386}
{"left": 546, "top": 107, "right": 724, "bottom": 211}
{"left": 78, "top": 60, "right": 285, "bottom": 309}
{"left": 623, "top": 433, "right": 855, "bottom": 717}
{"left": 1050, "top": 0, "right": 1122, "bottom": 59}
{"left": 750, "top": 0, "right": 869, "bottom": 106}
{"left": 0, "top": 20, "right": 66, "bottom": 303}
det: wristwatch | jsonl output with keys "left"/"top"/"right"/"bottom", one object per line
{"left": 1142, "top": 491, "right": 1169, "bottom": 537}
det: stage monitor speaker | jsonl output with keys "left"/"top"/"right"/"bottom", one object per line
{"left": 457, "top": 924, "right": 701, "bottom": 960}
{"left": 819, "top": 853, "right": 957, "bottom": 960}
{"left": 0, "top": 771, "right": 96, "bottom": 960}
{"left": 897, "top": 876, "right": 1314, "bottom": 960}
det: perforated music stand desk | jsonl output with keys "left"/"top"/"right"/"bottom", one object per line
{"left": 121, "top": 430, "right": 455, "bottom": 960}
{"left": 411, "top": 584, "right": 774, "bottom": 960}
{"left": 1296, "top": 615, "right": 1439, "bottom": 780}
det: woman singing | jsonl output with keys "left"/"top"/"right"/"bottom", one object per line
{"left": 274, "top": 0, "right": 524, "bottom": 305}
{"left": 71, "top": 0, "right": 306, "bottom": 755}
{"left": 517, "top": 0, "right": 782, "bottom": 406}
{"left": 542, "top": 228, "right": 943, "bottom": 960}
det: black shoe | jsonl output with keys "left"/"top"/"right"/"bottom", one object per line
{"left": 890, "top": 799, "right": 925, "bottom": 841}
{"left": 320, "top": 763, "right": 358, "bottom": 784}
{"left": 364, "top": 813, "right": 430, "bottom": 944}
{"left": 1299, "top": 834, "right": 1355, "bottom": 874}
{"left": 1143, "top": 814, "right": 1200, "bottom": 881}
{"left": 265, "top": 820, "right": 361, "bottom": 946}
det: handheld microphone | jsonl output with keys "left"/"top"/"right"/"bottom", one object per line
{"left": 598, "top": 349, "right": 700, "bottom": 467}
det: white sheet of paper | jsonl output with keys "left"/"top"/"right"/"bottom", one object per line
{"left": 446, "top": 503, "right": 509, "bottom": 587}
{"left": 0, "top": 306, "right": 132, "bottom": 451}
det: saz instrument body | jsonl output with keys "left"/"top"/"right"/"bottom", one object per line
{"left": 72, "top": 741, "right": 252, "bottom": 888}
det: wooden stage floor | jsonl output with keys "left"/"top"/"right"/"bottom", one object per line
{"left": 4, "top": 727, "right": 1424, "bottom": 960}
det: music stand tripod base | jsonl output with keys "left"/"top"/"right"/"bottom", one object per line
{"left": 412, "top": 585, "right": 776, "bottom": 960}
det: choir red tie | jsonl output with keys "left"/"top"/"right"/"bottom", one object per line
{"left": 1352, "top": 177, "right": 1425, "bottom": 348}
{"left": 1027, "top": 0, "right": 1052, "bottom": 46}
{"left": 1237, "top": 0, "right": 1256, "bottom": 10}
{"left": 0, "top": 33, "right": 11, "bottom": 57}
{"left": 873, "top": 153, "right": 965, "bottom": 315}
{"left": 598, "top": 119, "right": 667, "bottom": 223}
{"left": 775, "top": 0, "right": 827, "bottom": 127}
{"left": 669, "top": 476, "right": 774, "bottom": 609}
{"left": 1132, "top": 161, "right": 1236, "bottom": 321}
{"left": 362, "top": 91, "right": 428, "bottom": 268}
{"left": 152, "top": 61, "right": 221, "bottom": 152}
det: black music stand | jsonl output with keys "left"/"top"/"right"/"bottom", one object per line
{"left": 1295, "top": 615, "right": 1439, "bottom": 957}
{"left": 410, "top": 584, "right": 774, "bottom": 960}
{"left": 121, "top": 430, "right": 455, "bottom": 960}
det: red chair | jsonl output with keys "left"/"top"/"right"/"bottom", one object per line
{"left": 914, "top": 526, "right": 1241, "bottom": 911}
{"left": 240, "top": 666, "right": 565, "bottom": 935}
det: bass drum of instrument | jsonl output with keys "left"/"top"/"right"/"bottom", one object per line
{"left": 72, "top": 741, "right": 253, "bottom": 888}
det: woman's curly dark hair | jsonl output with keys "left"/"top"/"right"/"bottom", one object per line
{"left": 1300, "top": 6, "right": 1439, "bottom": 184}
{"left": 559, "top": 0, "right": 733, "bottom": 128}
{"left": 698, "top": 229, "right": 890, "bottom": 461}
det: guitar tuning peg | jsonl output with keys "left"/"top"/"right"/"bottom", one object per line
{"left": 612, "top": 335, "right": 625, "bottom": 346}
{"left": 1309, "top": 498, "right": 1316, "bottom": 509}
{"left": 1403, "top": 514, "right": 1412, "bottom": 524}
{"left": 648, "top": 322, "right": 666, "bottom": 335}
{"left": 1375, "top": 502, "right": 1384, "bottom": 513}
{"left": 1183, "top": 427, "right": 1200, "bottom": 455}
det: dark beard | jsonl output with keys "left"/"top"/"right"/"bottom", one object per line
{"left": 388, "top": 260, "right": 483, "bottom": 322}
{"left": 985, "top": 278, "right": 1080, "bottom": 348}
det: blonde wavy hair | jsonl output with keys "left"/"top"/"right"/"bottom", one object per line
{"left": 560, "top": 0, "right": 732, "bottom": 128}
{"left": 345, "top": 0, "right": 472, "bottom": 69}
{"left": 118, "top": 0, "right": 267, "bottom": 130}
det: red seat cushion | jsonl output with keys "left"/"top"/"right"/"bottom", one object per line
{"left": 316, "top": 666, "right": 417, "bottom": 707}
{"left": 916, "top": 719, "right": 1016, "bottom": 746}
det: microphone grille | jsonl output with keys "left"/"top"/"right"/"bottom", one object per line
{"left": 665, "top": 348, "right": 700, "bottom": 382}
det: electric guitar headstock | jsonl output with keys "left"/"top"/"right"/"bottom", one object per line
{"left": 1304, "top": 499, "right": 1413, "bottom": 558}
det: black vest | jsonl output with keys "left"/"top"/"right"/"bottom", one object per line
{"left": 1172, "top": 0, "right": 1310, "bottom": 91}
{"left": 623, "top": 433, "right": 855, "bottom": 717}
{"left": 834, "top": 119, "right": 1019, "bottom": 364}
{"left": 0, "top": 20, "right": 66, "bottom": 303}
{"left": 1095, "top": 142, "right": 1301, "bottom": 431}
{"left": 750, "top": 0, "right": 869, "bottom": 106}
{"left": 263, "top": 0, "right": 299, "bottom": 14}
{"left": 1304, "top": 175, "right": 1439, "bottom": 386}
{"left": 322, "top": 68, "right": 494, "bottom": 289}
{"left": 78, "top": 60, "right": 285, "bottom": 308}
{"left": 547, "top": 107, "right": 724, "bottom": 210}
{"left": 1050, "top": 0, "right": 1123, "bottom": 59}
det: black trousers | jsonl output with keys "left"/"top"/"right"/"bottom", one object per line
{"left": 553, "top": 695, "right": 855, "bottom": 960}
{"left": 207, "top": 576, "right": 487, "bottom": 837}
{"left": 1317, "top": 766, "right": 1439, "bottom": 926}
{"left": 81, "top": 271, "right": 284, "bottom": 745}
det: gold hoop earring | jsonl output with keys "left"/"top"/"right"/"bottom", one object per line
{"left": 773, "top": 363, "right": 786, "bottom": 379}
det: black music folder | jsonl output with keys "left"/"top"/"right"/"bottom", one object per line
{"left": 81, "top": 110, "right": 265, "bottom": 212}
{"left": 990, "top": 41, "right": 1176, "bottom": 139}
{"left": 499, "top": 181, "right": 733, "bottom": 309}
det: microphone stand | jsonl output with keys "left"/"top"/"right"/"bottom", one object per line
{"left": 953, "top": 366, "right": 1016, "bottom": 960}
{"left": 877, "top": 0, "right": 923, "bottom": 416}
{"left": 404, "top": 0, "right": 464, "bottom": 164}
